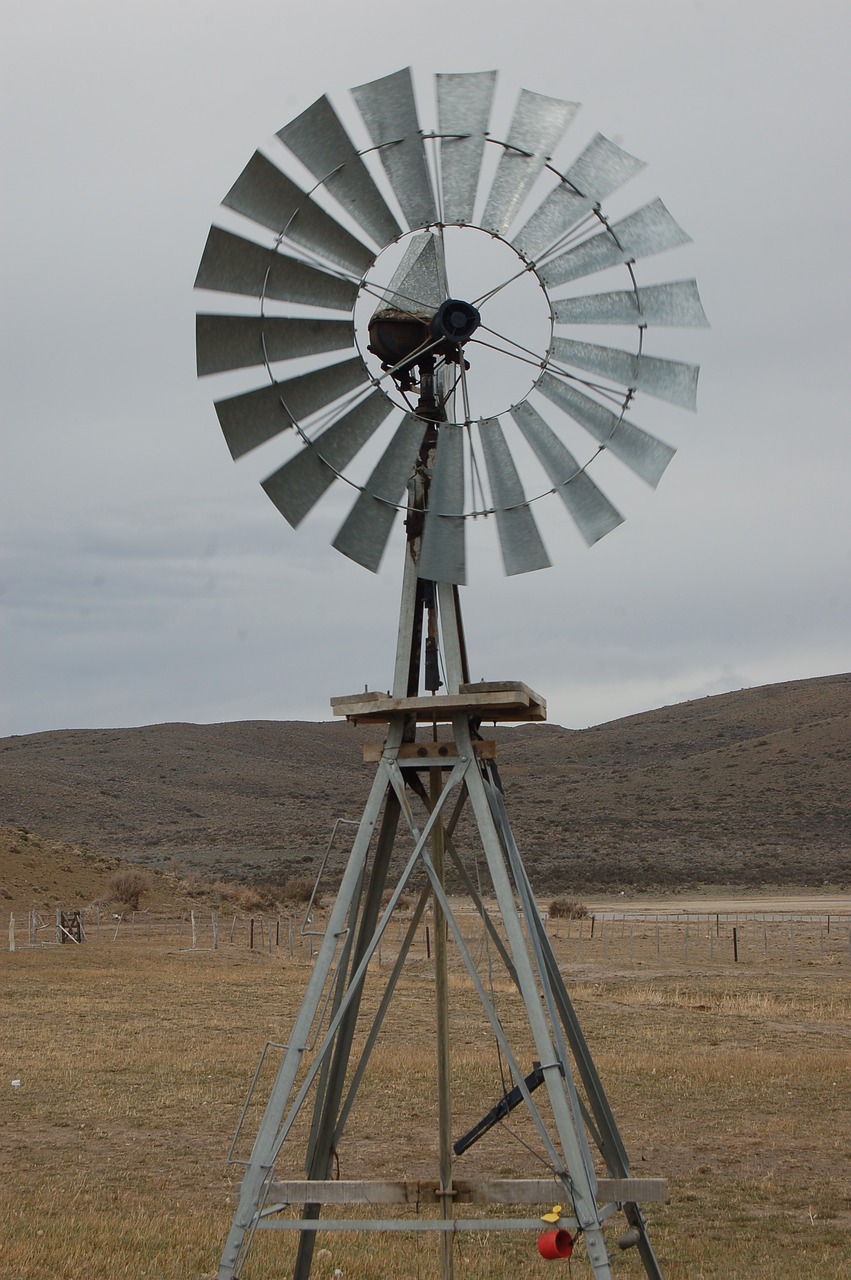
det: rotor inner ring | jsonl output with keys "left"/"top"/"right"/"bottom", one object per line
{"left": 354, "top": 225, "right": 554, "bottom": 425}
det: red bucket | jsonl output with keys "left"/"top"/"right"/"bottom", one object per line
{"left": 537, "top": 1229, "right": 574, "bottom": 1259}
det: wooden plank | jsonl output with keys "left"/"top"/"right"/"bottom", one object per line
{"left": 362, "top": 741, "right": 497, "bottom": 763}
{"left": 260, "top": 1177, "right": 668, "bottom": 1206}
{"left": 330, "top": 683, "right": 546, "bottom": 724}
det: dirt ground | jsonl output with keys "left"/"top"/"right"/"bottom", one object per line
{"left": 1, "top": 890, "right": 849, "bottom": 1280}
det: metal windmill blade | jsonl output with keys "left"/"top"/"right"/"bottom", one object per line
{"left": 195, "top": 68, "right": 706, "bottom": 585}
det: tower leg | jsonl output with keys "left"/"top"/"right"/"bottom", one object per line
{"left": 451, "top": 716, "right": 614, "bottom": 1279}
{"left": 217, "top": 724, "right": 404, "bottom": 1279}
{"left": 292, "top": 793, "right": 402, "bottom": 1280}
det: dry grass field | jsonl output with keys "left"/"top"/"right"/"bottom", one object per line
{"left": 2, "top": 899, "right": 849, "bottom": 1280}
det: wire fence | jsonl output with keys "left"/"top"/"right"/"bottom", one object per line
{"left": 4, "top": 902, "right": 850, "bottom": 969}
{"left": 542, "top": 909, "right": 851, "bottom": 968}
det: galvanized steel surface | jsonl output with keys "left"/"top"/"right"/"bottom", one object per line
{"left": 261, "top": 391, "right": 394, "bottom": 528}
{"left": 482, "top": 89, "right": 579, "bottom": 236}
{"left": 510, "top": 400, "right": 624, "bottom": 546}
{"left": 478, "top": 417, "right": 551, "bottom": 575}
{"left": 331, "top": 415, "right": 427, "bottom": 572}
{"left": 436, "top": 70, "right": 496, "bottom": 224}
{"left": 195, "top": 67, "right": 705, "bottom": 584}
{"left": 352, "top": 68, "right": 437, "bottom": 231}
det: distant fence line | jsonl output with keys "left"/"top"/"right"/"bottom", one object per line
{"left": 4, "top": 903, "right": 850, "bottom": 967}
{"left": 546, "top": 909, "right": 851, "bottom": 967}
{"left": 4, "top": 906, "right": 312, "bottom": 954}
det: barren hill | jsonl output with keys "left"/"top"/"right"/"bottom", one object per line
{"left": 2, "top": 673, "right": 849, "bottom": 892}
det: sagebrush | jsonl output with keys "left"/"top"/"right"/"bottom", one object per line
{"left": 108, "top": 868, "right": 151, "bottom": 911}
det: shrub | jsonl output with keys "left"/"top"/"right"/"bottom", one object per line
{"left": 381, "top": 888, "right": 414, "bottom": 911}
{"left": 548, "top": 896, "right": 589, "bottom": 920}
{"left": 108, "top": 868, "right": 152, "bottom": 912}
{"left": 279, "top": 876, "right": 317, "bottom": 906}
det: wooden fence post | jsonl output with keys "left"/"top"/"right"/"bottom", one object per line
{"left": 212, "top": 912, "right": 219, "bottom": 950}
{"left": 8, "top": 913, "right": 15, "bottom": 952}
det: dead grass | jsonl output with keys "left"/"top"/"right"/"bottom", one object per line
{"left": 1, "top": 909, "right": 849, "bottom": 1280}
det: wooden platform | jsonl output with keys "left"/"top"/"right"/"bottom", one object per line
{"left": 331, "top": 681, "right": 546, "bottom": 724}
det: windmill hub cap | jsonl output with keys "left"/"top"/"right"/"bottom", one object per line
{"left": 430, "top": 298, "right": 481, "bottom": 345}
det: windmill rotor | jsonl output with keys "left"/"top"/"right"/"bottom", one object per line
{"left": 195, "top": 67, "right": 706, "bottom": 586}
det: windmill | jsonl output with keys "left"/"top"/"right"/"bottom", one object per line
{"left": 195, "top": 67, "right": 706, "bottom": 1280}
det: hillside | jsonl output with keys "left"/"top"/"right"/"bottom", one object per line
{"left": 2, "top": 674, "right": 849, "bottom": 894}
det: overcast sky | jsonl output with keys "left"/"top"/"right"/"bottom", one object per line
{"left": 2, "top": 0, "right": 849, "bottom": 737}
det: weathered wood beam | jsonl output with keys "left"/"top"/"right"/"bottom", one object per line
{"left": 258, "top": 1177, "right": 668, "bottom": 1206}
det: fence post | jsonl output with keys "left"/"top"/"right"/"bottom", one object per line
{"left": 249, "top": 918, "right": 254, "bottom": 950}
{"left": 733, "top": 927, "right": 738, "bottom": 963}
{"left": 8, "top": 913, "right": 15, "bottom": 952}
{"left": 212, "top": 911, "right": 219, "bottom": 950}
{"left": 191, "top": 911, "right": 197, "bottom": 950}
{"left": 56, "top": 909, "right": 63, "bottom": 945}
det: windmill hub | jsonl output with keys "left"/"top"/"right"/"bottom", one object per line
{"left": 356, "top": 224, "right": 553, "bottom": 423}
{"left": 430, "top": 298, "right": 481, "bottom": 345}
